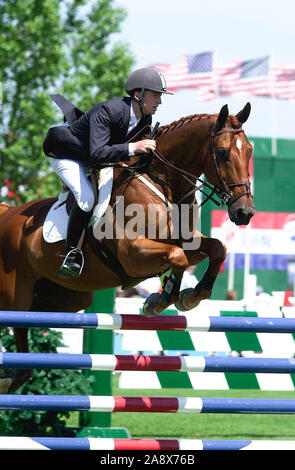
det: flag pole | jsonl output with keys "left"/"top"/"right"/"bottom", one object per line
{"left": 213, "top": 49, "right": 220, "bottom": 106}
{"left": 227, "top": 250, "right": 235, "bottom": 291}
{"left": 270, "top": 53, "right": 277, "bottom": 157}
{"left": 243, "top": 231, "right": 250, "bottom": 299}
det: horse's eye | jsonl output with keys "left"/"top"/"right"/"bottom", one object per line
{"left": 216, "top": 148, "right": 229, "bottom": 163}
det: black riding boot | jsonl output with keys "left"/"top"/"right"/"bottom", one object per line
{"left": 59, "top": 202, "right": 91, "bottom": 278}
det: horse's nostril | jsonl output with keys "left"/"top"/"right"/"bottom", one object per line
{"left": 235, "top": 209, "right": 245, "bottom": 223}
{"left": 236, "top": 208, "right": 245, "bottom": 217}
{"left": 235, "top": 207, "right": 255, "bottom": 225}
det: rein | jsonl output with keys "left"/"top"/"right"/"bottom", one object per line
{"left": 150, "top": 124, "right": 252, "bottom": 208}
{"left": 88, "top": 123, "right": 252, "bottom": 210}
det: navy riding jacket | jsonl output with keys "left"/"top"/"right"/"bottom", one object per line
{"left": 43, "top": 96, "right": 152, "bottom": 164}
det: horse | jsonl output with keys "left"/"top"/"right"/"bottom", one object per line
{"left": 0, "top": 102, "right": 255, "bottom": 392}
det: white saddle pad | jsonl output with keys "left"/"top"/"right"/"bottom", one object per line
{"left": 43, "top": 167, "right": 114, "bottom": 243}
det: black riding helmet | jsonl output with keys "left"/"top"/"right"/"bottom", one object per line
{"left": 125, "top": 68, "right": 173, "bottom": 97}
{"left": 125, "top": 68, "right": 173, "bottom": 116}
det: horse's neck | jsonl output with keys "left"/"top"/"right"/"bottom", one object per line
{"left": 150, "top": 118, "right": 211, "bottom": 204}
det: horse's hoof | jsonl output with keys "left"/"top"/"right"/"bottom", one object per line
{"left": 0, "top": 368, "right": 13, "bottom": 394}
{"left": 0, "top": 377, "right": 12, "bottom": 394}
{"left": 7, "top": 369, "right": 32, "bottom": 393}
{"left": 142, "top": 293, "right": 162, "bottom": 318}
{"left": 175, "top": 288, "right": 194, "bottom": 312}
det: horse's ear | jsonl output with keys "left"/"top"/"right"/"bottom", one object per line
{"left": 235, "top": 102, "right": 251, "bottom": 125}
{"left": 215, "top": 104, "right": 229, "bottom": 132}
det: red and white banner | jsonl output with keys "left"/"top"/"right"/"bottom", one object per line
{"left": 211, "top": 210, "right": 295, "bottom": 270}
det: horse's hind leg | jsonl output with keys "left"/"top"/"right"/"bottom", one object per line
{"left": 0, "top": 330, "right": 13, "bottom": 393}
{"left": 6, "top": 328, "right": 32, "bottom": 393}
{"left": 0, "top": 326, "right": 30, "bottom": 393}
{"left": 0, "top": 272, "right": 33, "bottom": 393}
{"left": 5, "top": 279, "right": 94, "bottom": 393}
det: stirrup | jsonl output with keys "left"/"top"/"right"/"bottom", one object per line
{"left": 59, "top": 247, "right": 85, "bottom": 278}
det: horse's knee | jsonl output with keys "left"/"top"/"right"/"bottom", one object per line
{"left": 208, "top": 238, "right": 227, "bottom": 262}
{"left": 166, "top": 246, "right": 188, "bottom": 270}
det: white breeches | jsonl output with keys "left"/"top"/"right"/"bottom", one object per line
{"left": 50, "top": 158, "right": 95, "bottom": 212}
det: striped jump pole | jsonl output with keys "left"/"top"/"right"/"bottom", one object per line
{"left": 0, "top": 437, "right": 295, "bottom": 450}
{"left": 1, "top": 394, "right": 295, "bottom": 414}
{"left": 1, "top": 311, "right": 295, "bottom": 333}
{"left": 1, "top": 352, "right": 295, "bottom": 373}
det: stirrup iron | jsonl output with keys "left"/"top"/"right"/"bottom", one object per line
{"left": 59, "top": 247, "right": 85, "bottom": 278}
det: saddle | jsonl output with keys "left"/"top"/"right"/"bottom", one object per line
{"left": 52, "top": 170, "right": 152, "bottom": 290}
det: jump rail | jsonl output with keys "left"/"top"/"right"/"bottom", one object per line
{"left": 2, "top": 310, "right": 295, "bottom": 450}
{"left": 1, "top": 353, "right": 295, "bottom": 373}
{"left": 1, "top": 311, "right": 295, "bottom": 333}
{"left": 1, "top": 394, "right": 295, "bottom": 414}
{"left": 0, "top": 437, "right": 295, "bottom": 450}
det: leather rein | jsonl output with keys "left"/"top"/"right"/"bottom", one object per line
{"left": 91, "top": 124, "right": 252, "bottom": 210}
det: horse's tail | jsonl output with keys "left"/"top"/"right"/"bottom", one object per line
{"left": 0, "top": 203, "right": 11, "bottom": 217}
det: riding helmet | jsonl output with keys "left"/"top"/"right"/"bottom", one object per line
{"left": 125, "top": 68, "right": 173, "bottom": 95}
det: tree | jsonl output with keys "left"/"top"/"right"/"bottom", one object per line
{"left": 0, "top": 326, "right": 94, "bottom": 436}
{"left": 0, "top": 0, "right": 133, "bottom": 204}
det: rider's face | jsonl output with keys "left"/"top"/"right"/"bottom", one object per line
{"left": 140, "top": 90, "right": 162, "bottom": 115}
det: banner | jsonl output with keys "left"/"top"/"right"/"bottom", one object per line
{"left": 211, "top": 210, "right": 295, "bottom": 270}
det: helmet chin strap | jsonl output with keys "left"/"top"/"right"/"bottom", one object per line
{"left": 132, "top": 89, "right": 146, "bottom": 118}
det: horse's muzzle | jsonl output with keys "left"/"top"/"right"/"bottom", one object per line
{"left": 228, "top": 201, "right": 256, "bottom": 226}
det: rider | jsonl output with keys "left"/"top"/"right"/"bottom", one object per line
{"left": 43, "top": 68, "right": 173, "bottom": 278}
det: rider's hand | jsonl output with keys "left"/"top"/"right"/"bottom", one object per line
{"left": 129, "top": 139, "right": 156, "bottom": 155}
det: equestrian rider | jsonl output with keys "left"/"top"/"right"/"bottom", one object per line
{"left": 43, "top": 68, "right": 173, "bottom": 279}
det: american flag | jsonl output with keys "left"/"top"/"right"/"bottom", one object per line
{"left": 216, "top": 56, "right": 270, "bottom": 99}
{"left": 149, "top": 52, "right": 214, "bottom": 94}
{"left": 149, "top": 54, "right": 295, "bottom": 101}
{"left": 270, "top": 64, "right": 295, "bottom": 100}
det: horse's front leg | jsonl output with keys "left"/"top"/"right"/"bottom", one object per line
{"left": 119, "top": 238, "right": 189, "bottom": 318}
{"left": 176, "top": 235, "right": 227, "bottom": 312}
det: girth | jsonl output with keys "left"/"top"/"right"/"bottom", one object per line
{"left": 86, "top": 231, "right": 167, "bottom": 290}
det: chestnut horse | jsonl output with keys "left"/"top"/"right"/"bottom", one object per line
{"left": 0, "top": 103, "right": 255, "bottom": 392}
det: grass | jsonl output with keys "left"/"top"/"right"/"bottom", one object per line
{"left": 66, "top": 373, "right": 295, "bottom": 441}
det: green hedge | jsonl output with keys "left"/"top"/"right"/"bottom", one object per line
{"left": 0, "top": 327, "right": 94, "bottom": 436}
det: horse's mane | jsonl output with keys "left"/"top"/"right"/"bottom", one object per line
{"left": 156, "top": 112, "right": 241, "bottom": 137}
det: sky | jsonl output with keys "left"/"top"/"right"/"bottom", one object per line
{"left": 113, "top": 0, "right": 295, "bottom": 143}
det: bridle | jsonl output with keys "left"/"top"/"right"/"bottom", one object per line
{"left": 151, "top": 124, "right": 252, "bottom": 208}
{"left": 90, "top": 123, "right": 252, "bottom": 210}
{"left": 208, "top": 126, "right": 252, "bottom": 207}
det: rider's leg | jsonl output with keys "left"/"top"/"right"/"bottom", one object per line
{"left": 59, "top": 201, "right": 92, "bottom": 278}
{"left": 49, "top": 158, "right": 95, "bottom": 277}
{"left": 50, "top": 158, "right": 95, "bottom": 211}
